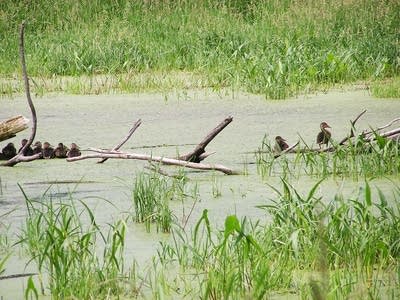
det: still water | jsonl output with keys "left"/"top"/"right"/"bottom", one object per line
{"left": 1, "top": 89, "right": 399, "bottom": 297}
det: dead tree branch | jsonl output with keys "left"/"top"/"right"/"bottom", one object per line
{"left": 67, "top": 149, "right": 239, "bottom": 175}
{"left": 336, "top": 109, "right": 367, "bottom": 146}
{"left": 0, "top": 115, "right": 29, "bottom": 142}
{"left": 97, "top": 119, "right": 142, "bottom": 164}
{"left": 179, "top": 116, "right": 233, "bottom": 162}
{"left": 2, "top": 21, "right": 39, "bottom": 167}
{"left": 274, "top": 141, "right": 300, "bottom": 158}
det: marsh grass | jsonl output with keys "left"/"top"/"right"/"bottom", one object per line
{"left": 18, "top": 187, "right": 128, "bottom": 299}
{"left": 1, "top": 0, "right": 399, "bottom": 98}
{"left": 132, "top": 171, "right": 184, "bottom": 233}
{"left": 371, "top": 77, "right": 400, "bottom": 98}
{"left": 256, "top": 134, "right": 400, "bottom": 179}
{"left": 150, "top": 180, "right": 400, "bottom": 299}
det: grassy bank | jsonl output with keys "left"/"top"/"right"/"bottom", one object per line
{"left": 1, "top": 0, "right": 399, "bottom": 98}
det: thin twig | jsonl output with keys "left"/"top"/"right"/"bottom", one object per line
{"left": 97, "top": 119, "right": 142, "bottom": 163}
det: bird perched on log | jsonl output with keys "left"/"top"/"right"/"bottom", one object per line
{"left": 317, "top": 122, "right": 332, "bottom": 149}
{"left": 42, "top": 142, "right": 54, "bottom": 159}
{"left": 18, "top": 138, "right": 34, "bottom": 156}
{"left": 1, "top": 142, "right": 17, "bottom": 159}
{"left": 274, "top": 136, "right": 289, "bottom": 153}
{"left": 67, "top": 143, "right": 81, "bottom": 158}
{"left": 54, "top": 143, "right": 69, "bottom": 158}
{"left": 32, "top": 141, "right": 43, "bottom": 156}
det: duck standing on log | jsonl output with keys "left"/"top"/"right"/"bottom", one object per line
{"left": 274, "top": 136, "right": 289, "bottom": 153}
{"left": 42, "top": 142, "right": 54, "bottom": 159}
{"left": 54, "top": 142, "right": 69, "bottom": 158}
{"left": 1, "top": 142, "right": 17, "bottom": 159}
{"left": 317, "top": 122, "right": 332, "bottom": 149}
{"left": 32, "top": 141, "right": 42, "bottom": 156}
{"left": 67, "top": 143, "right": 81, "bottom": 158}
{"left": 18, "top": 138, "right": 34, "bottom": 156}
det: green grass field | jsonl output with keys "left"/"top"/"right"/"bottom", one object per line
{"left": 1, "top": 0, "right": 399, "bottom": 98}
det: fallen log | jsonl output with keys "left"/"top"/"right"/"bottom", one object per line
{"left": 0, "top": 115, "right": 29, "bottom": 142}
{"left": 67, "top": 148, "right": 239, "bottom": 175}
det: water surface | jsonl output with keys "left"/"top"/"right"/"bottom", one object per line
{"left": 1, "top": 89, "right": 399, "bottom": 297}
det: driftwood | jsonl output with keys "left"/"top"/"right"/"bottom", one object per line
{"left": 88, "top": 116, "right": 236, "bottom": 174}
{"left": 178, "top": 116, "right": 233, "bottom": 162}
{"left": 0, "top": 115, "right": 29, "bottom": 142}
{"left": 67, "top": 149, "right": 239, "bottom": 175}
{"left": 97, "top": 119, "right": 142, "bottom": 164}
{"left": 2, "top": 22, "right": 39, "bottom": 167}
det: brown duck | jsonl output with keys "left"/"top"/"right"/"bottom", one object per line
{"left": 317, "top": 122, "right": 332, "bottom": 149}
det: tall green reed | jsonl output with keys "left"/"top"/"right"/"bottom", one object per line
{"left": 132, "top": 172, "right": 176, "bottom": 233}
{"left": 150, "top": 179, "right": 400, "bottom": 299}
{"left": 18, "top": 186, "right": 127, "bottom": 299}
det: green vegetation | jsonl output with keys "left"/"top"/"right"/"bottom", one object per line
{"left": 151, "top": 180, "right": 400, "bottom": 299}
{"left": 1, "top": 178, "right": 397, "bottom": 298}
{"left": 371, "top": 77, "right": 400, "bottom": 98}
{"left": 132, "top": 172, "right": 175, "bottom": 233}
{"left": 18, "top": 187, "right": 130, "bottom": 299}
{"left": 132, "top": 170, "right": 200, "bottom": 233}
{"left": 1, "top": 0, "right": 399, "bottom": 98}
{"left": 256, "top": 134, "right": 400, "bottom": 179}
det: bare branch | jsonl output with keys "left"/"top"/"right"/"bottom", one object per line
{"left": 273, "top": 141, "right": 300, "bottom": 158}
{"left": 68, "top": 148, "right": 239, "bottom": 175}
{"left": 2, "top": 22, "right": 39, "bottom": 167}
{"left": 97, "top": 119, "right": 142, "bottom": 163}
{"left": 179, "top": 116, "right": 233, "bottom": 162}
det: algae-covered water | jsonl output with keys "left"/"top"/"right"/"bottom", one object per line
{"left": 1, "top": 89, "right": 399, "bottom": 298}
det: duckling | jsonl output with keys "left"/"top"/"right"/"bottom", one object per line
{"left": 18, "top": 138, "right": 34, "bottom": 156}
{"left": 42, "top": 142, "right": 54, "bottom": 159}
{"left": 54, "top": 143, "right": 69, "bottom": 158}
{"left": 67, "top": 143, "right": 81, "bottom": 158}
{"left": 32, "top": 141, "right": 43, "bottom": 156}
{"left": 2, "top": 142, "right": 17, "bottom": 160}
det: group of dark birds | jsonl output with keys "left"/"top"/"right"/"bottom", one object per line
{"left": 1, "top": 123, "right": 332, "bottom": 160}
{"left": 274, "top": 122, "right": 332, "bottom": 152}
{"left": 0, "top": 139, "right": 81, "bottom": 160}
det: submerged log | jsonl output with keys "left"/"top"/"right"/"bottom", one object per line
{"left": 0, "top": 115, "right": 29, "bottom": 142}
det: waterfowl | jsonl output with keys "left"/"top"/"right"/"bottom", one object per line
{"left": 18, "top": 138, "right": 34, "bottom": 156}
{"left": 42, "top": 142, "right": 54, "bottom": 159}
{"left": 1, "top": 142, "right": 17, "bottom": 159}
{"left": 54, "top": 143, "right": 69, "bottom": 158}
{"left": 274, "top": 136, "right": 289, "bottom": 153}
{"left": 32, "top": 141, "right": 43, "bottom": 156}
{"left": 67, "top": 143, "right": 81, "bottom": 158}
{"left": 317, "top": 122, "right": 332, "bottom": 149}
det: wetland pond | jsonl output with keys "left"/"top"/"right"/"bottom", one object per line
{"left": 1, "top": 89, "right": 400, "bottom": 298}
